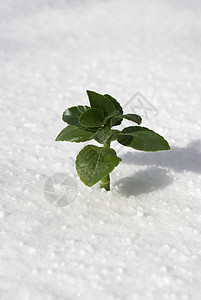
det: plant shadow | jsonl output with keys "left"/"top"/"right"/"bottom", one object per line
{"left": 115, "top": 167, "right": 173, "bottom": 197}
{"left": 121, "top": 140, "right": 201, "bottom": 174}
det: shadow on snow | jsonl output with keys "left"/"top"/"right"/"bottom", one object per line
{"left": 115, "top": 140, "right": 201, "bottom": 197}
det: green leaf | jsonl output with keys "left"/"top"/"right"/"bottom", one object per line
{"left": 123, "top": 114, "right": 142, "bottom": 125}
{"left": 104, "top": 94, "right": 123, "bottom": 126}
{"left": 109, "top": 115, "right": 123, "bottom": 127}
{"left": 104, "top": 94, "right": 123, "bottom": 114}
{"left": 62, "top": 105, "right": 90, "bottom": 127}
{"left": 103, "top": 110, "right": 120, "bottom": 124}
{"left": 79, "top": 108, "right": 104, "bottom": 128}
{"left": 118, "top": 126, "right": 170, "bottom": 151}
{"left": 76, "top": 145, "right": 121, "bottom": 187}
{"left": 55, "top": 125, "right": 94, "bottom": 142}
{"left": 93, "top": 129, "right": 120, "bottom": 144}
{"left": 86, "top": 90, "right": 116, "bottom": 115}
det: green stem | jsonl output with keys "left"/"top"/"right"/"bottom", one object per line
{"left": 100, "top": 140, "right": 111, "bottom": 191}
{"left": 100, "top": 174, "right": 110, "bottom": 191}
{"left": 103, "top": 139, "right": 111, "bottom": 148}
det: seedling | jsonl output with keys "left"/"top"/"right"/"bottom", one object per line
{"left": 56, "top": 90, "right": 170, "bottom": 191}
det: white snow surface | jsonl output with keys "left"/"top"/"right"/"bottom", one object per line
{"left": 0, "top": 0, "right": 201, "bottom": 299}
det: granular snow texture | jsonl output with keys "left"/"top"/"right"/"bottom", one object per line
{"left": 0, "top": 0, "right": 201, "bottom": 299}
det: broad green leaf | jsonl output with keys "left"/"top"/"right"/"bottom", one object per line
{"left": 86, "top": 90, "right": 116, "bottom": 115}
{"left": 93, "top": 129, "right": 120, "bottom": 144}
{"left": 55, "top": 125, "right": 94, "bottom": 142}
{"left": 76, "top": 145, "right": 121, "bottom": 187}
{"left": 104, "top": 94, "right": 123, "bottom": 114}
{"left": 79, "top": 108, "right": 104, "bottom": 128}
{"left": 123, "top": 114, "right": 142, "bottom": 125}
{"left": 118, "top": 126, "right": 170, "bottom": 151}
{"left": 62, "top": 105, "right": 90, "bottom": 127}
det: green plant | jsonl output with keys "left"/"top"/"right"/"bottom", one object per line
{"left": 56, "top": 90, "right": 170, "bottom": 191}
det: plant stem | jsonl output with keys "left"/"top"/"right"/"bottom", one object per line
{"left": 100, "top": 174, "right": 110, "bottom": 191}
{"left": 100, "top": 140, "right": 111, "bottom": 191}
{"left": 103, "top": 139, "right": 111, "bottom": 148}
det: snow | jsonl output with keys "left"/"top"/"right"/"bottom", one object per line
{"left": 0, "top": 0, "right": 201, "bottom": 299}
